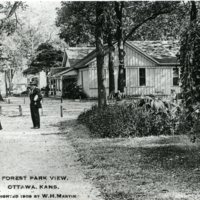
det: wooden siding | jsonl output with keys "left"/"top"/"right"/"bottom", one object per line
{"left": 126, "top": 67, "right": 180, "bottom": 95}
{"left": 82, "top": 60, "right": 110, "bottom": 98}
{"left": 78, "top": 68, "right": 90, "bottom": 96}
{"left": 124, "top": 45, "right": 156, "bottom": 67}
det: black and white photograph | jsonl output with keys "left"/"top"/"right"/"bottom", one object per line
{"left": 0, "top": 0, "right": 200, "bottom": 199}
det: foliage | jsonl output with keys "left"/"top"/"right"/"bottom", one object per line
{"left": 131, "top": 4, "right": 188, "bottom": 40}
{"left": 78, "top": 103, "right": 178, "bottom": 138}
{"left": 178, "top": 2, "right": 200, "bottom": 139}
{"left": 24, "top": 42, "right": 63, "bottom": 74}
{"left": 56, "top": 2, "right": 183, "bottom": 45}
{"left": 63, "top": 81, "right": 88, "bottom": 99}
{"left": 179, "top": 12, "right": 200, "bottom": 109}
{"left": 176, "top": 102, "right": 200, "bottom": 138}
{"left": 56, "top": 2, "right": 96, "bottom": 46}
{"left": 1, "top": 1, "right": 64, "bottom": 74}
{"left": 0, "top": 2, "right": 24, "bottom": 35}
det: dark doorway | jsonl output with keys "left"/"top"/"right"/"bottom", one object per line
{"left": 62, "top": 77, "right": 77, "bottom": 98}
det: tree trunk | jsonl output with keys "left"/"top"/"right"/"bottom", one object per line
{"left": 180, "top": 1, "right": 198, "bottom": 108}
{"left": 4, "top": 71, "right": 8, "bottom": 97}
{"left": 96, "top": 2, "right": 107, "bottom": 107}
{"left": 0, "top": 93, "right": 3, "bottom": 101}
{"left": 115, "top": 2, "right": 126, "bottom": 93}
{"left": 108, "top": 34, "right": 115, "bottom": 94}
{"left": 190, "top": 1, "right": 197, "bottom": 22}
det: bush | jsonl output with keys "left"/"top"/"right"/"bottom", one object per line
{"left": 176, "top": 103, "right": 200, "bottom": 137}
{"left": 78, "top": 103, "right": 177, "bottom": 138}
{"left": 64, "top": 81, "right": 88, "bottom": 99}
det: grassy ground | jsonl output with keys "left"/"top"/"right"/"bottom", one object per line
{"left": 60, "top": 120, "right": 200, "bottom": 200}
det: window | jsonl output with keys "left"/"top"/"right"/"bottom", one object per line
{"left": 139, "top": 68, "right": 146, "bottom": 86}
{"left": 58, "top": 79, "right": 61, "bottom": 91}
{"left": 124, "top": 68, "right": 126, "bottom": 87}
{"left": 173, "top": 68, "right": 179, "bottom": 86}
{"left": 81, "top": 71, "right": 84, "bottom": 87}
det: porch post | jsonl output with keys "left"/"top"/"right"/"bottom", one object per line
{"left": 61, "top": 76, "right": 63, "bottom": 97}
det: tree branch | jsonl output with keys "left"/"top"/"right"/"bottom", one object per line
{"left": 124, "top": 9, "right": 174, "bottom": 42}
{"left": 7, "top": 2, "right": 21, "bottom": 18}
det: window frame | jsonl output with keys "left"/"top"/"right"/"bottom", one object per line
{"left": 139, "top": 68, "right": 146, "bottom": 86}
{"left": 173, "top": 67, "right": 179, "bottom": 86}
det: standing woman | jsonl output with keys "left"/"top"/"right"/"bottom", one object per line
{"left": 29, "top": 81, "right": 42, "bottom": 129}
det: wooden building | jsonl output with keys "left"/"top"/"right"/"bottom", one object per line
{"left": 48, "top": 47, "right": 94, "bottom": 97}
{"left": 50, "top": 41, "right": 180, "bottom": 98}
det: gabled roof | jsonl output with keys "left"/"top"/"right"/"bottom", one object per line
{"left": 72, "top": 46, "right": 111, "bottom": 69}
{"left": 72, "top": 50, "right": 97, "bottom": 69}
{"left": 63, "top": 47, "right": 95, "bottom": 68}
{"left": 127, "top": 40, "right": 179, "bottom": 64}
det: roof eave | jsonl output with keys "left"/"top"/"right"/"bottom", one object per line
{"left": 55, "top": 67, "right": 77, "bottom": 77}
{"left": 159, "top": 63, "right": 180, "bottom": 66}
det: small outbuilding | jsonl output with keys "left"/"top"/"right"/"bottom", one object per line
{"left": 48, "top": 47, "right": 94, "bottom": 97}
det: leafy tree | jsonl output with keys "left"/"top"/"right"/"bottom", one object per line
{"left": 0, "top": 1, "right": 23, "bottom": 98}
{"left": 24, "top": 42, "right": 63, "bottom": 75}
{"left": 0, "top": 2, "right": 23, "bottom": 35}
{"left": 56, "top": 1, "right": 96, "bottom": 46}
{"left": 179, "top": 1, "right": 200, "bottom": 109}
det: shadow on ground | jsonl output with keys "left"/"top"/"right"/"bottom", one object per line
{"left": 57, "top": 119, "right": 200, "bottom": 200}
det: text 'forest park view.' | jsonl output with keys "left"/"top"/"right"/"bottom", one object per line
{"left": 1, "top": 1, "right": 200, "bottom": 200}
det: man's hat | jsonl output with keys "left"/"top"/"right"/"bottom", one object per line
{"left": 30, "top": 80, "right": 38, "bottom": 86}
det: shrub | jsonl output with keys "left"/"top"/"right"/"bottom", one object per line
{"left": 78, "top": 103, "right": 177, "bottom": 138}
{"left": 64, "top": 81, "right": 88, "bottom": 99}
{"left": 176, "top": 103, "right": 200, "bottom": 137}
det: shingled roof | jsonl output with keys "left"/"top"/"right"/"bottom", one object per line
{"left": 127, "top": 40, "right": 180, "bottom": 64}
{"left": 63, "top": 47, "right": 95, "bottom": 67}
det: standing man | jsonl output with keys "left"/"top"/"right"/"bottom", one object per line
{"left": 29, "top": 81, "right": 42, "bottom": 129}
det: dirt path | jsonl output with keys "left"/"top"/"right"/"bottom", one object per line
{"left": 0, "top": 98, "right": 103, "bottom": 200}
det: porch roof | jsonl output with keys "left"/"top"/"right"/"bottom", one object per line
{"left": 50, "top": 67, "right": 77, "bottom": 78}
{"left": 49, "top": 67, "right": 68, "bottom": 76}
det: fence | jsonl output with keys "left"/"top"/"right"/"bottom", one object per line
{"left": 0, "top": 97, "right": 94, "bottom": 117}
